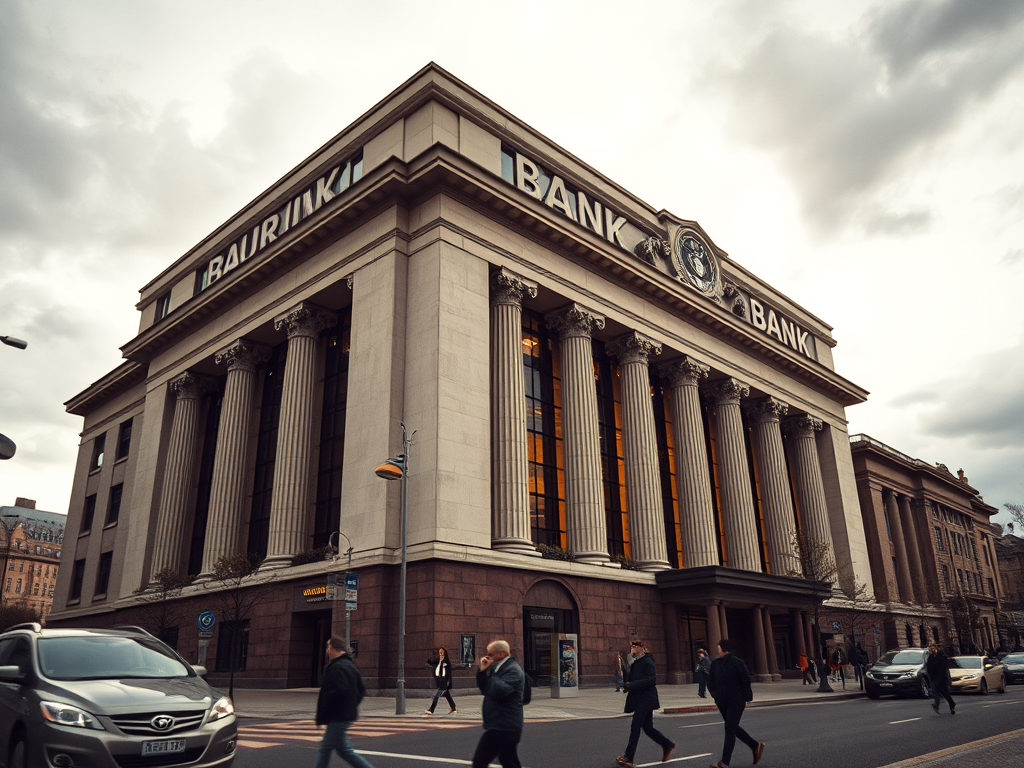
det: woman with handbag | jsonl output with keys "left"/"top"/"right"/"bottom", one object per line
{"left": 423, "top": 646, "right": 457, "bottom": 716}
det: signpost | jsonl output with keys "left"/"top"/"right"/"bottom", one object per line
{"left": 197, "top": 612, "right": 216, "bottom": 667}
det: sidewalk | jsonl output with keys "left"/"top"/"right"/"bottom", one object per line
{"left": 231, "top": 678, "right": 864, "bottom": 721}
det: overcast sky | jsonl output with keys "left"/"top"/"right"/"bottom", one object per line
{"left": 1, "top": 0, "right": 1021, "bottom": 530}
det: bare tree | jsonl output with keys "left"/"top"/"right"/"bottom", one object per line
{"left": 830, "top": 561, "right": 876, "bottom": 657}
{"left": 132, "top": 568, "right": 195, "bottom": 645}
{"left": 787, "top": 530, "right": 836, "bottom": 690}
{"left": 204, "top": 553, "right": 272, "bottom": 699}
{"left": 944, "top": 588, "right": 982, "bottom": 655}
{"left": 1005, "top": 503, "right": 1024, "bottom": 536}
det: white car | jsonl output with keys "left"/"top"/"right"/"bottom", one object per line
{"left": 949, "top": 655, "right": 1006, "bottom": 695}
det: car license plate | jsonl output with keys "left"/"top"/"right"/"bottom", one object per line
{"left": 880, "top": 683, "right": 893, "bottom": 688}
{"left": 142, "top": 740, "right": 186, "bottom": 755}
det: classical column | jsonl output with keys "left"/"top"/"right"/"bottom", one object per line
{"left": 885, "top": 490, "right": 916, "bottom": 604}
{"left": 545, "top": 304, "right": 608, "bottom": 564}
{"left": 719, "top": 604, "right": 731, "bottom": 642}
{"left": 490, "top": 268, "right": 539, "bottom": 555}
{"left": 663, "top": 603, "right": 683, "bottom": 683}
{"left": 762, "top": 607, "right": 781, "bottom": 680}
{"left": 706, "top": 603, "right": 722, "bottom": 657}
{"left": 264, "top": 302, "right": 337, "bottom": 567}
{"left": 151, "top": 372, "right": 211, "bottom": 577}
{"left": 659, "top": 357, "right": 719, "bottom": 568}
{"left": 745, "top": 397, "right": 799, "bottom": 576}
{"left": 898, "top": 494, "right": 928, "bottom": 605}
{"left": 609, "top": 330, "right": 668, "bottom": 571}
{"left": 783, "top": 415, "right": 833, "bottom": 557}
{"left": 751, "top": 607, "right": 771, "bottom": 682}
{"left": 791, "top": 609, "right": 807, "bottom": 658}
{"left": 708, "top": 378, "right": 762, "bottom": 572}
{"left": 802, "top": 611, "right": 816, "bottom": 661}
{"left": 200, "top": 340, "right": 271, "bottom": 575}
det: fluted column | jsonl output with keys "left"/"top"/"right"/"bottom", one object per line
{"left": 264, "top": 302, "right": 337, "bottom": 567}
{"left": 752, "top": 607, "right": 771, "bottom": 682}
{"left": 490, "top": 269, "right": 540, "bottom": 555}
{"left": 783, "top": 415, "right": 833, "bottom": 556}
{"left": 151, "top": 372, "right": 212, "bottom": 578}
{"left": 898, "top": 494, "right": 927, "bottom": 605}
{"left": 659, "top": 357, "right": 718, "bottom": 568}
{"left": 719, "top": 603, "right": 730, "bottom": 641}
{"left": 706, "top": 602, "right": 722, "bottom": 656}
{"left": 708, "top": 378, "right": 762, "bottom": 572}
{"left": 746, "top": 397, "right": 799, "bottom": 576}
{"left": 609, "top": 331, "right": 668, "bottom": 571}
{"left": 885, "top": 490, "right": 916, "bottom": 604}
{"left": 545, "top": 304, "right": 608, "bottom": 564}
{"left": 201, "top": 340, "right": 271, "bottom": 575}
{"left": 762, "top": 607, "right": 781, "bottom": 680}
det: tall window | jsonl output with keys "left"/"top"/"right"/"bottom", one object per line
{"left": 116, "top": 419, "right": 133, "bottom": 461}
{"left": 652, "top": 384, "right": 681, "bottom": 568}
{"left": 69, "top": 558, "right": 86, "bottom": 601}
{"left": 743, "top": 410, "right": 769, "bottom": 572}
{"left": 106, "top": 484, "right": 123, "bottom": 526}
{"left": 248, "top": 343, "right": 287, "bottom": 558}
{"left": 90, "top": 434, "right": 105, "bottom": 471}
{"left": 81, "top": 494, "right": 97, "bottom": 533}
{"left": 314, "top": 309, "right": 353, "bottom": 550}
{"left": 593, "top": 341, "right": 627, "bottom": 559}
{"left": 94, "top": 551, "right": 113, "bottom": 597}
{"left": 190, "top": 393, "right": 223, "bottom": 574}
{"left": 522, "top": 310, "right": 565, "bottom": 548}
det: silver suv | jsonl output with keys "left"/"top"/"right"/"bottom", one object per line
{"left": 0, "top": 623, "right": 236, "bottom": 768}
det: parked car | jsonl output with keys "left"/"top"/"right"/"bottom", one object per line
{"left": 0, "top": 623, "right": 236, "bottom": 768}
{"left": 949, "top": 655, "right": 1006, "bottom": 695}
{"left": 1001, "top": 652, "right": 1024, "bottom": 685}
{"left": 864, "top": 648, "right": 930, "bottom": 699}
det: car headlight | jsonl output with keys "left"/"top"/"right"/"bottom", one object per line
{"left": 865, "top": 671, "right": 876, "bottom": 679}
{"left": 40, "top": 701, "right": 105, "bottom": 730}
{"left": 898, "top": 672, "right": 915, "bottom": 679}
{"left": 208, "top": 696, "right": 234, "bottom": 723}
{"left": 961, "top": 673, "right": 978, "bottom": 680}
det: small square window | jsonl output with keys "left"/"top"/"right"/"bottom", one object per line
{"left": 155, "top": 292, "right": 172, "bottom": 321}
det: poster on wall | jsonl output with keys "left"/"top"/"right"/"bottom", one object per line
{"left": 551, "top": 633, "right": 579, "bottom": 698}
{"left": 558, "top": 639, "right": 577, "bottom": 687}
{"left": 460, "top": 634, "right": 475, "bottom": 667}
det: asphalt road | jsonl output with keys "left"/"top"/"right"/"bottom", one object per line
{"left": 232, "top": 685, "right": 1024, "bottom": 768}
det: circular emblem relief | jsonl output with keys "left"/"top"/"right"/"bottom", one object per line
{"left": 151, "top": 715, "right": 176, "bottom": 731}
{"left": 672, "top": 230, "right": 719, "bottom": 295}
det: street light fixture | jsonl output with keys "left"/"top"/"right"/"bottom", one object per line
{"left": 374, "top": 422, "right": 414, "bottom": 716}
{"left": 328, "top": 530, "right": 355, "bottom": 653}
{"left": 1, "top": 335, "right": 27, "bottom": 459}
{"left": 0, "top": 336, "right": 27, "bottom": 350}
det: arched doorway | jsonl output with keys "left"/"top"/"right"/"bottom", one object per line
{"left": 522, "top": 580, "right": 579, "bottom": 684}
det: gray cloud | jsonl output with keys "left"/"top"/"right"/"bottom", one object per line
{"left": 701, "top": 0, "right": 1024, "bottom": 235}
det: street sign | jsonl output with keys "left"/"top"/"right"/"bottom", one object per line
{"left": 345, "top": 572, "right": 358, "bottom": 611}
{"left": 198, "top": 611, "right": 216, "bottom": 632}
{"left": 830, "top": 620, "right": 842, "bottom": 631}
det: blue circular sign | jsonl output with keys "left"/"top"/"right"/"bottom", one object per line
{"left": 198, "top": 611, "right": 216, "bottom": 631}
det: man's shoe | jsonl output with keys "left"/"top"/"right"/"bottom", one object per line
{"left": 616, "top": 756, "right": 635, "bottom": 768}
{"left": 753, "top": 742, "right": 765, "bottom": 764}
{"left": 448, "top": 708, "right": 457, "bottom": 714}
{"left": 931, "top": 700, "right": 939, "bottom": 713}
{"left": 663, "top": 742, "right": 676, "bottom": 762}
{"left": 950, "top": 707, "right": 956, "bottom": 715}
{"left": 421, "top": 711, "right": 432, "bottom": 717}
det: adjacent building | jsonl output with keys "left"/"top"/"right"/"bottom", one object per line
{"left": 1, "top": 498, "right": 65, "bottom": 621}
{"left": 995, "top": 533, "right": 1024, "bottom": 649}
{"left": 49, "top": 64, "right": 878, "bottom": 690}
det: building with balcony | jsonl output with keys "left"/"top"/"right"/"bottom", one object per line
{"left": 1, "top": 498, "right": 65, "bottom": 622}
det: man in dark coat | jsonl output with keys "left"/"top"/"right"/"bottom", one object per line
{"left": 707, "top": 638, "right": 765, "bottom": 768}
{"left": 473, "top": 639, "right": 525, "bottom": 768}
{"left": 616, "top": 639, "right": 675, "bottom": 768}
{"left": 925, "top": 642, "right": 955, "bottom": 714}
{"left": 313, "top": 636, "right": 374, "bottom": 768}
{"left": 695, "top": 648, "right": 712, "bottom": 698}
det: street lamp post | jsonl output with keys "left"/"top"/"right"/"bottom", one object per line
{"left": 329, "top": 530, "right": 354, "bottom": 653}
{"left": 374, "top": 422, "right": 414, "bottom": 716}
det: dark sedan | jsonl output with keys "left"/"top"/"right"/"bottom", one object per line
{"left": 864, "top": 648, "right": 930, "bottom": 699}
{"left": 1003, "top": 652, "right": 1024, "bottom": 685}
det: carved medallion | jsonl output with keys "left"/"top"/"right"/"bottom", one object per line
{"left": 671, "top": 229, "right": 719, "bottom": 296}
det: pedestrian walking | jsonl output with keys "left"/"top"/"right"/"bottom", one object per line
{"left": 611, "top": 647, "right": 626, "bottom": 692}
{"left": 313, "top": 636, "right": 375, "bottom": 768}
{"left": 798, "top": 652, "right": 814, "bottom": 685}
{"left": 830, "top": 647, "right": 846, "bottom": 690}
{"left": 925, "top": 642, "right": 956, "bottom": 715}
{"left": 615, "top": 639, "right": 675, "bottom": 768}
{"left": 695, "top": 648, "right": 711, "bottom": 698}
{"left": 707, "top": 638, "right": 765, "bottom": 768}
{"left": 473, "top": 639, "right": 525, "bottom": 768}
{"left": 423, "top": 646, "right": 457, "bottom": 716}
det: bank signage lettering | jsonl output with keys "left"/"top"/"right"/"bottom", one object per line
{"left": 748, "top": 297, "right": 814, "bottom": 359}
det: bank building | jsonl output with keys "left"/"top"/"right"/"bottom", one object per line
{"left": 51, "top": 64, "right": 876, "bottom": 691}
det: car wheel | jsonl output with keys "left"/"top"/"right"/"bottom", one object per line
{"left": 919, "top": 676, "right": 931, "bottom": 699}
{"left": 9, "top": 735, "right": 27, "bottom": 768}
{"left": 980, "top": 678, "right": 988, "bottom": 695}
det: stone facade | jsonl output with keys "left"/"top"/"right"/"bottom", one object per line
{"left": 1, "top": 499, "right": 65, "bottom": 622}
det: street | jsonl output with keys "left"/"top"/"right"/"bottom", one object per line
{"left": 231, "top": 686, "right": 1024, "bottom": 768}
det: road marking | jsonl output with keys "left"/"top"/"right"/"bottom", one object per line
{"left": 360, "top": 751, "right": 535, "bottom": 767}
{"left": 888, "top": 718, "right": 921, "bottom": 724}
{"left": 637, "top": 755, "right": 713, "bottom": 766}
{"left": 982, "top": 700, "right": 1021, "bottom": 707}
{"left": 675, "top": 722, "right": 719, "bottom": 728}
{"left": 237, "top": 740, "right": 284, "bottom": 749}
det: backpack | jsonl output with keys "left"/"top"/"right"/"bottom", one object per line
{"left": 522, "top": 673, "right": 532, "bottom": 705}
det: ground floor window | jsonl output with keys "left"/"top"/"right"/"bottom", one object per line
{"left": 216, "top": 620, "right": 250, "bottom": 672}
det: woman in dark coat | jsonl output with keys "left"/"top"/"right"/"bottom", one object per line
{"left": 925, "top": 643, "right": 955, "bottom": 714}
{"left": 423, "top": 646, "right": 457, "bottom": 715}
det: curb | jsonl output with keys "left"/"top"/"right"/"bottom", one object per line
{"left": 664, "top": 690, "right": 864, "bottom": 714}
{"left": 878, "top": 727, "right": 1024, "bottom": 767}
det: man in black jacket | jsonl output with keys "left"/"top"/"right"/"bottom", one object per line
{"left": 707, "top": 639, "right": 765, "bottom": 768}
{"left": 616, "top": 639, "right": 675, "bottom": 768}
{"left": 473, "top": 639, "right": 525, "bottom": 768}
{"left": 313, "top": 636, "right": 374, "bottom": 768}
{"left": 925, "top": 643, "right": 955, "bottom": 714}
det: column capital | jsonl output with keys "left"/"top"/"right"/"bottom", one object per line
{"left": 169, "top": 371, "right": 215, "bottom": 401}
{"left": 744, "top": 396, "right": 790, "bottom": 425}
{"left": 783, "top": 413, "right": 824, "bottom": 438}
{"left": 658, "top": 356, "right": 709, "bottom": 387}
{"left": 608, "top": 330, "right": 662, "bottom": 366}
{"left": 706, "top": 377, "right": 749, "bottom": 406}
{"left": 545, "top": 303, "right": 605, "bottom": 340}
{"left": 215, "top": 339, "right": 272, "bottom": 373}
{"left": 490, "top": 267, "right": 538, "bottom": 307}
{"left": 273, "top": 301, "right": 337, "bottom": 340}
